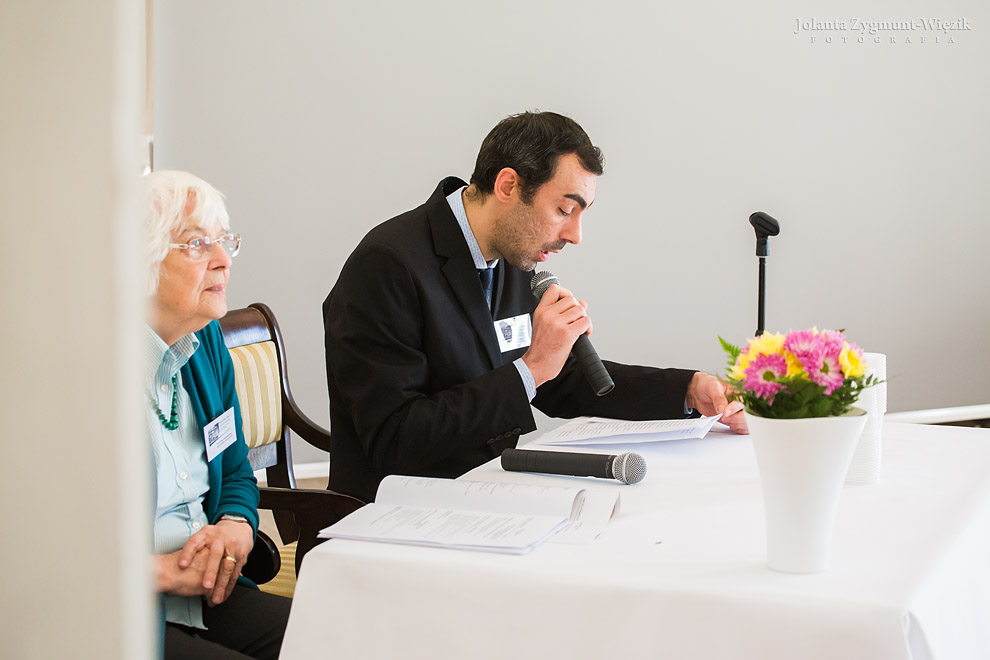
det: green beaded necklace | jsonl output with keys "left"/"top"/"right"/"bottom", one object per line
{"left": 150, "top": 374, "right": 180, "bottom": 431}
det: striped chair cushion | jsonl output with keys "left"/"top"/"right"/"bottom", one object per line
{"left": 258, "top": 541, "right": 297, "bottom": 599}
{"left": 228, "top": 341, "right": 282, "bottom": 449}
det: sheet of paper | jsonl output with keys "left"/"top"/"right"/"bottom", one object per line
{"left": 549, "top": 489, "right": 620, "bottom": 545}
{"left": 318, "top": 503, "right": 568, "bottom": 554}
{"left": 375, "top": 475, "right": 586, "bottom": 519}
{"left": 536, "top": 416, "right": 721, "bottom": 446}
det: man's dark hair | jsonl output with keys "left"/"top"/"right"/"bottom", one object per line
{"left": 469, "top": 111, "right": 604, "bottom": 203}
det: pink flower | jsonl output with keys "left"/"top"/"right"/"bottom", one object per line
{"left": 785, "top": 329, "right": 826, "bottom": 377}
{"left": 818, "top": 330, "right": 846, "bottom": 357}
{"left": 783, "top": 328, "right": 846, "bottom": 394}
{"left": 744, "top": 353, "right": 788, "bottom": 402}
{"left": 783, "top": 329, "right": 821, "bottom": 358}
{"left": 808, "top": 353, "right": 845, "bottom": 395}
{"left": 795, "top": 350, "right": 823, "bottom": 378}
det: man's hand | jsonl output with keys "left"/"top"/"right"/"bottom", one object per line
{"left": 175, "top": 519, "right": 254, "bottom": 606}
{"left": 686, "top": 372, "right": 748, "bottom": 434}
{"left": 523, "top": 283, "right": 592, "bottom": 387}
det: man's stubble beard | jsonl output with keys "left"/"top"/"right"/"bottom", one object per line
{"left": 490, "top": 202, "right": 564, "bottom": 272}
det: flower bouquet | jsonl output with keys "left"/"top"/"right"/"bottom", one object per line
{"left": 719, "top": 328, "right": 880, "bottom": 573}
{"left": 719, "top": 328, "right": 878, "bottom": 419}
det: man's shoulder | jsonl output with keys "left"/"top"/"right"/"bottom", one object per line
{"left": 349, "top": 177, "right": 465, "bottom": 263}
{"left": 336, "top": 213, "right": 430, "bottom": 290}
{"left": 359, "top": 206, "right": 431, "bottom": 255}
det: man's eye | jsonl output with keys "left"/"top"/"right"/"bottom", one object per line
{"left": 558, "top": 208, "right": 571, "bottom": 217}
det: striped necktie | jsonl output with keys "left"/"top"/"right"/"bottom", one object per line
{"left": 478, "top": 267, "right": 494, "bottom": 310}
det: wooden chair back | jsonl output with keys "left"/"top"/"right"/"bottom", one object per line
{"left": 219, "top": 302, "right": 364, "bottom": 575}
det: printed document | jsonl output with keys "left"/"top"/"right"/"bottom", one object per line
{"left": 318, "top": 475, "right": 618, "bottom": 553}
{"left": 536, "top": 415, "right": 721, "bottom": 446}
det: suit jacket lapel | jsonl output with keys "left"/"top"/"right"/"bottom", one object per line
{"left": 428, "top": 178, "right": 502, "bottom": 368}
{"left": 491, "top": 261, "right": 506, "bottom": 317}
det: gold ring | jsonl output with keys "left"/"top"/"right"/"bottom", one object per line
{"left": 224, "top": 555, "right": 237, "bottom": 563}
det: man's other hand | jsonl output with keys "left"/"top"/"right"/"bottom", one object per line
{"left": 686, "top": 372, "right": 748, "bottom": 434}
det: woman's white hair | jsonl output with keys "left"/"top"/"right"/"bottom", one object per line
{"left": 142, "top": 170, "right": 230, "bottom": 294}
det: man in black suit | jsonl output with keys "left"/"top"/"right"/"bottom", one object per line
{"left": 324, "top": 111, "right": 747, "bottom": 502}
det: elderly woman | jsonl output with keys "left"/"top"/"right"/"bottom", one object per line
{"left": 144, "top": 170, "right": 289, "bottom": 660}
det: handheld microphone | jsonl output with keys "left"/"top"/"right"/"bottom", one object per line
{"left": 530, "top": 271, "right": 614, "bottom": 396}
{"left": 501, "top": 448, "right": 647, "bottom": 484}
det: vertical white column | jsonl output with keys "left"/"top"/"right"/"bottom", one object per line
{"left": 0, "top": 1, "right": 151, "bottom": 658}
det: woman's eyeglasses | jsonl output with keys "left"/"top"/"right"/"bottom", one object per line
{"left": 170, "top": 233, "right": 241, "bottom": 261}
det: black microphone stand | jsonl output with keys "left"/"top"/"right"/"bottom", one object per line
{"left": 749, "top": 212, "right": 780, "bottom": 337}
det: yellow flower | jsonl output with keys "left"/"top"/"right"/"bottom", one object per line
{"left": 784, "top": 351, "right": 806, "bottom": 378}
{"left": 730, "top": 332, "right": 785, "bottom": 380}
{"left": 839, "top": 342, "right": 867, "bottom": 378}
{"left": 749, "top": 332, "right": 785, "bottom": 357}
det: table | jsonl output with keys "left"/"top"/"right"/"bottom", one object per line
{"left": 280, "top": 423, "right": 990, "bottom": 659}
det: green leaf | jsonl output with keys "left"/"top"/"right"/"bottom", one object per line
{"left": 718, "top": 335, "right": 742, "bottom": 370}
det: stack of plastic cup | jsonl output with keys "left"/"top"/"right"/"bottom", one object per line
{"left": 846, "top": 353, "right": 887, "bottom": 485}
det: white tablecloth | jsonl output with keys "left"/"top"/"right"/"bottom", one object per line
{"left": 280, "top": 423, "right": 990, "bottom": 659}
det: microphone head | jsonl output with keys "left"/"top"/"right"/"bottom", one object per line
{"left": 611, "top": 452, "right": 647, "bottom": 485}
{"left": 530, "top": 270, "right": 559, "bottom": 299}
{"left": 749, "top": 211, "right": 780, "bottom": 238}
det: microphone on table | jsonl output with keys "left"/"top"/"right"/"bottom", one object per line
{"left": 530, "top": 270, "right": 614, "bottom": 396}
{"left": 501, "top": 448, "right": 647, "bottom": 485}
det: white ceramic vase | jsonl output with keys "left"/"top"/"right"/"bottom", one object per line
{"left": 745, "top": 409, "right": 867, "bottom": 574}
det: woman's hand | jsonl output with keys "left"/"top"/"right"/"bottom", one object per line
{"left": 175, "top": 519, "right": 255, "bottom": 605}
{"left": 155, "top": 548, "right": 211, "bottom": 596}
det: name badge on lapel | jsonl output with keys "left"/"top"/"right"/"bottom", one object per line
{"left": 203, "top": 407, "right": 237, "bottom": 462}
{"left": 493, "top": 313, "right": 532, "bottom": 353}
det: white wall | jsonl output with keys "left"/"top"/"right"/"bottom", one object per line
{"left": 0, "top": 1, "right": 152, "bottom": 658}
{"left": 155, "top": 1, "right": 990, "bottom": 465}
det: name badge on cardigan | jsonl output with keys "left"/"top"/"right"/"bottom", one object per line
{"left": 493, "top": 314, "right": 532, "bottom": 353}
{"left": 203, "top": 407, "right": 237, "bottom": 462}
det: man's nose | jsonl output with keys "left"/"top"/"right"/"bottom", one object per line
{"left": 561, "top": 214, "right": 582, "bottom": 245}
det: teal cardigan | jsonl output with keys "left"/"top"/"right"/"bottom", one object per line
{"left": 179, "top": 320, "right": 260, "bottom": 533}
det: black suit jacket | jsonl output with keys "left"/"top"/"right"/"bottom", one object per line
{"left": 324, "top": 177, "right": 696, "bottom": 502}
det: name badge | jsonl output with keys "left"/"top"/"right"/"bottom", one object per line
{"left": 203, "top": 407, "right": 237, "bottom": 462}
{"left": 493, "top": 314, "right": 531, "bottom": 353}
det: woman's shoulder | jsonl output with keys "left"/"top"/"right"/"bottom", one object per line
{"left": 192, "top": 320, "right": 227, "bottom": 362}
{"left": 195, "top": 319, "right": 224, "bottom": 343}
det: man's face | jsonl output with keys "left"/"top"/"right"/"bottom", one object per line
{"left": 491, "top": 153, "right": 597, "bottom": 271}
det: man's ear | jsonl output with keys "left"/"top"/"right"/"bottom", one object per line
{"left": 492, "top": 167, "right": 520, "bottom": 203}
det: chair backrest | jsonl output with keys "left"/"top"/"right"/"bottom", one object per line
{"left": 220, "top": 305, "right": 288, "bottom": 476}
{"left": 230, "top": 339, "right": 283, "bottom": 454}
{"left": 219, "top": 303, "right": 363, "bottom": 576}
{"left": 219, "top": 302, "right": 321, "bottom": 546}
{"left": 219, "top": 303, "right": 333, "bottom": 487}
